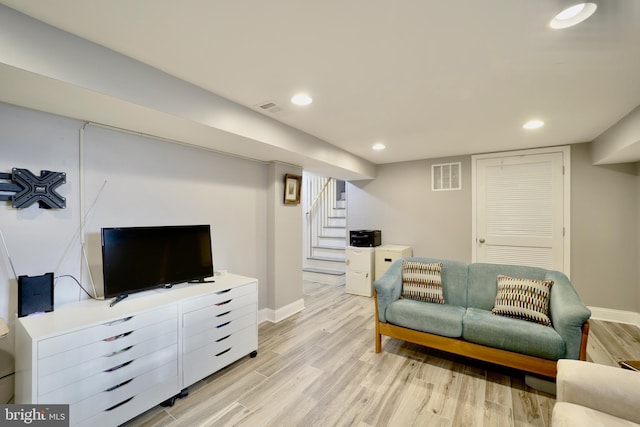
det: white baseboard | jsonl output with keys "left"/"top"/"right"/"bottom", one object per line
{"left": 258, "top": 298, "right": 305, "bottom": 324}
{"left": 588, "top": 306, "right": 640, "bottom": 328}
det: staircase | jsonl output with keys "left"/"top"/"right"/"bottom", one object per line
{"left": 303, "top": 173, "right": 346, "bottom": 285}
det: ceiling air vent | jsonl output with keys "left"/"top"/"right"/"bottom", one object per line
{"left": 255, "top": 100, "right": 284, "bottom": 114}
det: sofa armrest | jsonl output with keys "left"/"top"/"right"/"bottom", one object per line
{"left": 373, "top": 258, "right": 404, "bottom": 322}
{"left": 546, "top": 271, "right": 591, "bottom": 359}
{"left": 557, "top": 359, "right": 640, "bottom": 424}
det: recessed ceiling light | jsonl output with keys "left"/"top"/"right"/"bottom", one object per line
{"left": 523, "top": 119, "right": 545, "bottom": 130}
{"left": 550, "top": 3, "right": 597, "bottom": 29}
{"left": 372, "top": 143, "right": 386, "bottom": 151}
{"left": 291, "top": 94, "right": 313, "bottom": 106}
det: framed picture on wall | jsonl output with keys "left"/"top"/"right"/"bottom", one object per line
{"left": 284, "top": 174, "right": 302, "bottom": 204}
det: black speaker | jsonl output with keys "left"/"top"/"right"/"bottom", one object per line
{"left": 18, "top": 272, "right": 54, "bottom": 317}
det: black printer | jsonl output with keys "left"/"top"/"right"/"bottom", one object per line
{"left": 349, "top": 230, "right": 381, "bottom": 247}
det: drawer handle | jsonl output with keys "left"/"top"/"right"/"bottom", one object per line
{"left": 105, "top": 345, "right": 134, "bottom": 357}
{"left": 105, "top": 360, "right": 133, "bottom": 372}
{"left": 104, "top": 316, "right": 133, "bottom": 327}
{"left": 216, "top": 321, "right": 231, "bottom": 329}
{"left": 216, "top": 311, "right": 231, "bottom": 318}
{"left": 104, "top": 331, "right": 133, "bottom": 342}
{"left": 105, "top": 396, "right": 134, "bottom": 411}
{"left": 215, "top": 289, "right": 232, "bottom": 295}
{"left": 105, "top": 378, "right": 133, "bottom": 392}
{"left": 215, "top": 348, "right": 231, "bottom": 357}
{"left": 385, "top": 258, "right": 392, "bottom": 262}
{"left": 216, "top": 334, "right": 231, "bottom": 343}
{"left": 216, "top": 299, "right": 232, "bottom": 306}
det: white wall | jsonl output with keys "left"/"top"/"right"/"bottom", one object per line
{"left": 0, "top": 103, "right": 270, "bottom": 355}
{"left": 348, "top": 156, "right": 472, "bottom": 261}
{"left": 266, "top": 163, "right": 304, "bottom": 321}
{"left": 348, "top": 144, "right": 640, "bottom": 312}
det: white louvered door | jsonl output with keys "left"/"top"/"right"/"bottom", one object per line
{"left": 473, "top": 148, "right": 569, "bottom": 274}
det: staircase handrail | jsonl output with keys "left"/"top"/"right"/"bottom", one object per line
{"left": 306, "top": 177, "right": 331, "bottom": 216}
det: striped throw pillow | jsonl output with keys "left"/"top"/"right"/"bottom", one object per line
{"left": 491, "top": 275, "right": 554, "bottom": 326}
{"left": 401, "top": 261, "right": 444, "bottom": 304}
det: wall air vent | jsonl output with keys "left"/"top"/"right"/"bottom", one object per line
{"left": 432, "top": 162, "right": 462, "bottom": 191}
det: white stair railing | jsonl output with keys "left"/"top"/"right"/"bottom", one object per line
{"left": 304, "top": 173, "right": 337, "bottom": 260}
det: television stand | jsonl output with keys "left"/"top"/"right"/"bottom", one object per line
{"left": 15, "top": 273, "right": 258, "bottom": 427}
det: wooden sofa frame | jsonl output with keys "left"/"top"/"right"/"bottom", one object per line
{"left": 374, "top": 291, "right": 590, "bottom": 379}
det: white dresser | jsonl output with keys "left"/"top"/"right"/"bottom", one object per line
{"left": 345, "top": 246, "right": 375, "bottom": 297}
{"left": 375, "top": 245, "right": 413, "bottom": 280}
{"left": 15, "top": 274, "right": 258, "bottom": 427}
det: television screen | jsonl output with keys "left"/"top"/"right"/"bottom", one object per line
{"left": 101, "top": 224, "right": 213, "bottom": 298}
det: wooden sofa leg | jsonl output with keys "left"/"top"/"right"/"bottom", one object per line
{"left": 374, "top": 290, "right": 382, "bottom": 353}
{"left": 579, "top": 320, "right": 590, "bottom": 361}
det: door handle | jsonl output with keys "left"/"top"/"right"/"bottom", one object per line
{"left": 478, "top": 238, "right": 486, "bottom": 244}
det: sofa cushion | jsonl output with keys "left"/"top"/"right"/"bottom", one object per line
{"left": 492, "top": 275, "right": 554, "bottom": 326}
{"left": 467, "top": 263, "right": 548, "bottom": 310}
{"left": 386, "top": 299, "right": 466, "bottom": 338}
{"left": 552, "top": 402, "right": 640, "bottom": 427}
{"left": 462, "top": 307, "right": 565, "bottom": 360}
{"left": 401, "top": 261, "right": 444, "bottom": 304}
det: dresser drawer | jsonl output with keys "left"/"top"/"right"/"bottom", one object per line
{"left": 183, "top": 293, "right": 256, "bottom": 335}
{"left": 183, "top": 309, "right": 256, "bottom": 353}
{"left": 38, "top": 318, "right": 177, "bottom": 378}
{"left": 345, "top": 270, "right": 373, "bottom": 297}
{"left": 72, "top": 362, "right": 177, "bottom": 427}
{"left": 374, "top": 245, "right": 412, "bottom": 279}
{"left": 345, "top": 247, "right": 374, "bottom": 271}
{"left": 181, "top": 282, "right": 256, "bottom": 313}
{"left": 38, "top": 329, "right": 177, "bottom": 395}
{"left": 183, "top": 325, "right": 257, "bottom": 386}
{"left": 38, "top": 343, "right": 177, "bottom": 404}
{"left": 38, "top": 305, "right": 177, "bottom": 359}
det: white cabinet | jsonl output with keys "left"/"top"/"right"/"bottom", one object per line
{"left": 345, "top": 246, "right": 375, "bottom": 297}
{"left": 15, "top": 274, "right": 258, "bottom": 427}
{"left": 375, "top": 245, "right": 413, "bottom": 280}
{"left": 172, "top": 278, "right": 258, "bottom": 387}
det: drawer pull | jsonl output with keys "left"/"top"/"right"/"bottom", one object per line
{"left": 104, "top": 316, "right": 133, "bottom": 327}
{"left": 215, "top": 334, "right": 231, "bottom": 343}
{"left": 105, "top": 360, "right": 133, "bottom": 372}
{"left": 385, "top": 258, "right": 392, "bottom": 262}
{"left": 216, "top": 321, "right": 231, "bottom": 329}
{"left": 215, "top": 289, "right": 232, "bottom": 295}
{"left": 105, "top": 378, "right": 133, "bottom": 392}
{"left": 215, "top": 348, "right": 231, "bottom": 357}
{"left": 216, "top": 311, "right": 231, "bottom": 318}
{"left": 104, "top": 331, "right": 133, "bottom": 342}
{"left": 216, "top": 299, "right": 232, "bottom": 306}
{"left": 105, "top": 396, "right": 134, "bottom": 411}
{"left": 105, "top": 345, "right": 134, "bottom": 357}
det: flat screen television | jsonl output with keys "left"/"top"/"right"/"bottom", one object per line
{"left": 101, "top": 224, "right": 214, "bottom": 298}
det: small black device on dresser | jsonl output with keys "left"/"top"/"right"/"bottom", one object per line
{"left": 349, "top": 230, "right": 381, "bottom": 247}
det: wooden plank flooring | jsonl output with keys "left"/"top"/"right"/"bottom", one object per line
{"left": 124, "top": 281, "right": 640, "bottom": 427}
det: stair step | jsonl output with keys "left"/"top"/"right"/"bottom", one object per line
{"left": 312, "top": 245, "right": 345, "bottom": 251}
{"left": 307, "top": 256, "right": 345, "bottom": 263}
{"left": 303, "top": 267, "right": 345, "bottom": 276}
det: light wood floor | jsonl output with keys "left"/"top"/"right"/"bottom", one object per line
{"left": 125, "top": 281, "right": 640, "bottom": 427}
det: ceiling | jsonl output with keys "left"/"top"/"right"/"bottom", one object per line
{"left": 1, "top": 0, "right": 640, "bottom": 165}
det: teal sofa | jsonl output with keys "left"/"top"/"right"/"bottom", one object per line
{"left": 374, "top": 257, "right": 591, "bottom": 378}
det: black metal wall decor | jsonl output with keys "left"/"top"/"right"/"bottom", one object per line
{"left": 0, "top": 168, "right": 66, "bottom": 209}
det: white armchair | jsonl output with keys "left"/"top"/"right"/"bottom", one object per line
{"left": 553, "top": 359, "right": 640, "bottom": 426}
